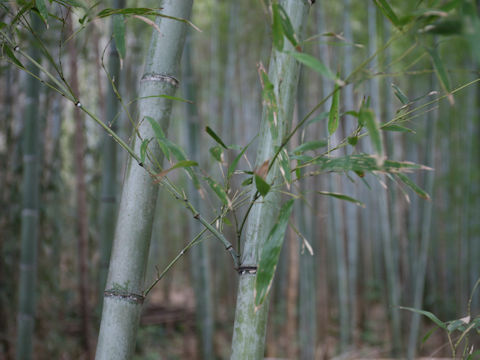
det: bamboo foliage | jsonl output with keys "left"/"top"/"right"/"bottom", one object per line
{"left": 95, "top": 1, "right": 193, "bottom": 359}
{"left": 16, "top": 13, "right": 42, "bottom": 360}
{"left": 230, "top": 1, "right": 313, "bottom": 358}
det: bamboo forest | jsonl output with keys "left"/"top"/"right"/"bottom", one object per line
{"left": 1, "top": 0, "right": 480, "bottom": 359}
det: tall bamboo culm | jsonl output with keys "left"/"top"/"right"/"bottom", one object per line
{"left": 95, "top": 1, "right": 193, "bottom": 359}
{"left": 16, "top": 13, "right": 42, "bottom": 360}
{"left": 182, "top": 32, "right": 214, "bottom": 360}
{"left": 99, "top": 0, "right": 126, "bottom": 304}
{"left": 230, "top": 1, "right": 312, "bottom": 358}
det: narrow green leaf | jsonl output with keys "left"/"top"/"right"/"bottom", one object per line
{"left": 206, "top": 126, "right": 228, "bottom": 149}
{"left": 328, "top": 85, "right": 340, "bottom": 135}
{"left": 427, "top": 47, "right": 451, "bottom": 94}
{"left": 421, "top": 327, "right": 438, "bottom": 344}
{"left": 113, "top": 14, "right": 126, "bottom": 59}
{"left": 373, "top": 0, "right": 401, "bottom": 27}
{"left": 255, "top": 199, "right": 294, "bottom": 307}
{"left": 36, "top": 0, "right": 49, "bottom": 26}
{"left": 292, "top": 140, "right": 327, "bottom": 154}
{"left": 97, "top": 8, "right": 160, "bottom": 18}
{"left": 361, "top": 107, "right": 383, "bottom": 157}
{"left": 3, "top": 45, "right": 24, "bottom": 68}
{"left": 312, "top": 154, "right": 429, "bottom": 173}
{"left": 241, "top": 177, "right": 253, "bottom": 186}
{"left": 277, "top": 4, "right": 298, "bottom": 48}
{"left": 305, "top": 111, "right": 329, "bottom": 126}
{"left": 317, "top": 191, "right": 365, "bottom": 207}
{"left": 209, "top": 145, "right": 223, "bottom": 162}
{"left": 206, "top": 177, "right": 230, "bottom": 207}
{"left": 382, "top": 124, "right": 415, "bottom": 133}
{"left": 140, "top": 138, "right": 151, "bottom": 163}
{"left": 400, "top": 307, "right": 447, "bottom": 329}
{"left": 397, "top": 173, "right": 431, "bottom": 200}
{"left": 287, "top": 51, "right": 337, "bottom": 81}
{"left": 154, "top": 160, "right": 198, "bottom": 182}
{"left": 447, "top": 319, "right": 467, "bottom": 333}
{"left": 255, "top": 174, "right": 271, "bottom": 197}
{"left": 227, "top": 144, "right": 249, "bottom": 179}
{"left": 271, "top": 3, "right": 284, "bottom": 51}
{"left": 146, "top": 116, "right": 170, "bottom": 161}
{"left": 391, "top": 83, "right": 409, "bottom": 105}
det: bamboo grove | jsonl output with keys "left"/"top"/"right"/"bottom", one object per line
{"left": 0, "top": 0, "right": 479, "bottom": 359}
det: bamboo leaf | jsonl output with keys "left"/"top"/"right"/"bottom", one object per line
{"left": 112, "top": 14, "right": 126, "bottom": 59}
{"left": 312, "top": 154, "right": 429, "bottom": 174}
{"left": 328, "top": 85, "right": 340, "bottom": 135}
{"left": 391, "top": 83, "right": 409, "bottom": 105}
{"left": 146, "top": 116, "right": 170, "bottom": 161}
{"left": 400, "top": 307, "right": 447, "bottom": 329}
{"left": 292, "top": 140, "right": 327, "bottom": 154}
{"left": 35, "top": 0, "right": 49, "bottom": 26}
{"left": 255, "top": 199, "right": 294, "bottom": 307}
{"left": 360, "top": 107, "right": 383, "bottom": 157}
{"left": 96, "top": 7, "right": 161, "bottom": 18}
{"left": 373, "top": 0, "right": 401, "bottom": 27}
{"left": 317, "top": 191, "right": 365, "bottom": 207}
{"left": 3, "top": 45, "right": 24, "bottom": 68}
{"left": 154, "top": 160, "right": 198, "bottom": 182}
{"left": 227, "top": 144, "right": 249, "bottom": 179}
{"left": 206, "top": 126, "right": 228, "bottom": 149}
{"left": 382, "top": 124, "right": 415, "bottom": 133}
{"left": 287, "top": 51, "right": 338, "bottom": 82}
{"left": 427, "top": 47, "right": 452, "bottom": 102}
{"left": 421, "top": 326, "right": 438, "bottom": 344}
{"left": 206, "top": 176, "right": 230, "bottom": 207}
{"left": 271, "top": 3, "right": 284, "bottom": 51}
{"left": 255, "top": 174, "right": 271, "bottom": 197}
{"left": 277, "top": 4, "right": 298, "bottom": 49}
{"left": 140, "top": 138, "right": 151, "bottom": 163}
{"left": 209, "top": 145, "right": 223, "bottom": 162}
{"left": 241, "top": 177, "right": 253, "bottom": 186}
{"left": 397, "top": 173, "right": 431, "bottom": 200}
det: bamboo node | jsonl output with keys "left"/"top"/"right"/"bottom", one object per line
{"left": 237, "top": 266, "right": 257, "bottom": 275}
{"left": 104, "top": 289, "right": 144, "bottom": 304}
{"left": 141, "top": 72, "right": 179, "bottom": 87}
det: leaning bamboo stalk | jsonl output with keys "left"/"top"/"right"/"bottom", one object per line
{"left": 95, "top": 1, "right": 193, "bottom": 359}
{"left": 16, "top": 13, "right": 42, "bottom": 360}
{"left": 230, "top": 1, "right": 313, "bottom": 358}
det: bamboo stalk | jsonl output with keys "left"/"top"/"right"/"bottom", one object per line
{"left": 230, "top": 1, "right": 312, "bottom": 358}
{"left": 16, "top": 13, "right": 42, "bottom": 360}
{"left": 99, "top": 0, "right": 126, "bottom": 308}
{"left": 95, "top": 1, "right": 193, "bottom": 359}
{"left": 182, "top": 31, "right": 214, "bottom": 360}
{"left": 67, "top": 14, "right": 93, "bottom": 359}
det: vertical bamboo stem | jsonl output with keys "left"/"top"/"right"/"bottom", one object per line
{"left": 16, "top": 14, "right": 42, "bottom": 360}
{"left": 183, "top": 31, "right": 215, "bottom": 360}
{"left": 95, "top": 1, "right": 193, "bottom": 359}
{"left": 99, "top": 0, "right": 126, "bottom": 306}
{"left": 230, "top": 1, "right": 312, "bottom": 358}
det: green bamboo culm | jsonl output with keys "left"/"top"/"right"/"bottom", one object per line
{"left": 95, "top": 1, "right": 193, "bottom": 359}
{"left": 230, "top": 1, "right": 313, "bottom": 358}
{"left": 16, "top": 13, "right": 42, "bottom": 360}
{"left": 99, "top": 0, "right": 126, "bottom": 307}
{"left": 182, "top": 32, "right": 215, "bottom": 359}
